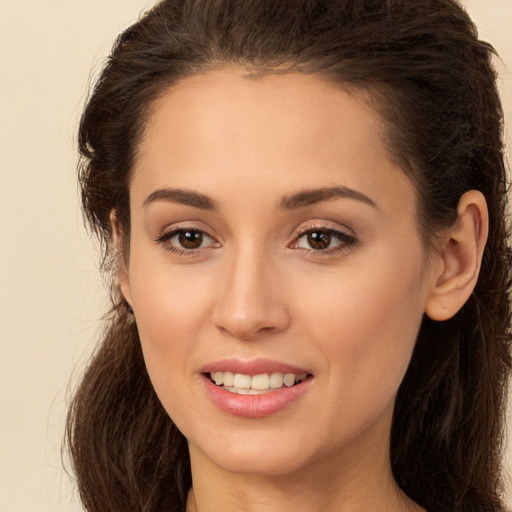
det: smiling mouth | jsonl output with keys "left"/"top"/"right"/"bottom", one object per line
{"left": 208, "top": 371, "right": 311, "bottom": 395}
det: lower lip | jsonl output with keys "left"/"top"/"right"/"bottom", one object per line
{"left": 202, "top": 375, "right": 313, "bottom": 418}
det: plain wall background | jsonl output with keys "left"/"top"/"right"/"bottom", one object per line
{"left": 0, "top": 1, "right": 510, "bottom": 510}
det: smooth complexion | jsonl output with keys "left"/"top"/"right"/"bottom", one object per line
{"left": 115, "top": 69, "right": 487, "bottom": 512}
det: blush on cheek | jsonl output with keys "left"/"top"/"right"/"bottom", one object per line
{"left": 304, "top": 266, "right": 424, "bottom": 403}
{"left": 131, "top": 270, "right": 210, "bottom": 347}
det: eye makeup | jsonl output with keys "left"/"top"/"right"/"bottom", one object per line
{"left": 154, "top": 220, "right": 358, "bottom": 260}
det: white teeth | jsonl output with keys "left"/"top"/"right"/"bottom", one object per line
{"left": 209, "top": 371, "right": 309, "bottom": 392}
{"left": 269, "top": 372, "right": 284, "bottom": 389}
{"left": 223, "top": 371, "right": 234, "bottom": 387}
{"left": 251, "top": 373, "right": 270, "bottom": 390}
{"left": 283, "top": 373, "right": 295, "bottom": 387}
{"left": 233, "top": 373, "right": 252, "bottom": 389}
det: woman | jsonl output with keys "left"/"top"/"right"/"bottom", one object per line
{"left": 66, "top": 0, "right": 512, "bottom": 511}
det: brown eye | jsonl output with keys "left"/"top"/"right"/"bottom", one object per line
{"left": 293, "top": 227, "right": 357, "bottom": 254}
{"left": 156, "top": 228, "right": 219, "bottom": 255}
{"left": 178, "top": 230, "right": 204, "bottom": 249}
{"left": 306, "top": 231, "right": 331, "bottom": 250}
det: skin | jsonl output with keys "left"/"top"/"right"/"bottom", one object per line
{"left": 115, "top": 69, "right": 487, "bottom": 512}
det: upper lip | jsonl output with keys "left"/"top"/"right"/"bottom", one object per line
{"left": 201, "top": 358, "right": 311, "bottom": 376}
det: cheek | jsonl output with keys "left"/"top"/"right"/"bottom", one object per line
{"left": 297, "top": 250, "right": 427, "bottom": 412}
{"left": 129, "top": 255, "right": 213, "bottom": 343}
{"left": 125, "top": 250, "right": 217, "bottom": 399}
{"left": 127, "top": 268, "right": 211, "bottom": 434}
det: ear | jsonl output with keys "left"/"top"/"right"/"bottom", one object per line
{"left": 110, "top": 210, "right": 133, "bottom": 307}
{"left": 425, "top": 190, "right": 488, "bottom": 321}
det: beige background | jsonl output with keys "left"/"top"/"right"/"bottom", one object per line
{"left": 0, "top": 1, "right": 510, "bottom": 510}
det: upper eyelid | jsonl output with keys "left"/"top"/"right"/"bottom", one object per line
{"left": 290, "top": 223, "right": 358, "bottom": 250}
{"left": 156, "top": 224, "right": 218, "bottom": 241}
{"left": 292, "top": 228, "right": 356, "bottom": 244}
{"left": 293, "top": 221, "right": 356, "bottom": 238}
{"left": 296, "top": 226, "right": 355, "bottom": 238}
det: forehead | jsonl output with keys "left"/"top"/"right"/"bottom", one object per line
{"left": 138, "top": 69, "right": 387, "bottom": 156}
{"left": 132, "top": 69, "right": 415, "bottom": 219}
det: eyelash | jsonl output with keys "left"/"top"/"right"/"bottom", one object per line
{"left": 155, "top": 224, "right": 357, "bottom": 257}
{"left": 155, "top": 227, "right": 219, "bottom": 256}
{"left": 290, "top": 224, "right": 357, "bottom": 256}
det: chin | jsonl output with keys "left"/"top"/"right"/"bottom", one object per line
{"left": 203, "top": 445, "right": 313, "bottom": 476}
{"left": 187, "top": 427, "right": 320, "bottom": 477}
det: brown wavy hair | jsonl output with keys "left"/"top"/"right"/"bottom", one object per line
{"left": 66, "top": 1, "right": 512, "bottom": 511}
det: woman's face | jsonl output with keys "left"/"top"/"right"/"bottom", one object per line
{"left": 120, "top": 69, "right": 439, "bottom": 476}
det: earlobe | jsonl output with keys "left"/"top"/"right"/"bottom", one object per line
{"left": 425, "top": 190, "right": 488, "bottom": 321}
{"left": 110, "top": 210, "right": 133, "bottom": 307}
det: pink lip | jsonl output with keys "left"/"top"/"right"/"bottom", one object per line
{"left": 200, "top": 358, "right": 313, "bottom": 418}
{"left": 202, "top": 376, "right": 312, "bottom": 418}
{"left": 201, "top": 358, "right": 310, "bottom": 376}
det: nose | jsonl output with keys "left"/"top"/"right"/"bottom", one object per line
{"left": 212, "top": 248, "right": 291, "bottom": 341}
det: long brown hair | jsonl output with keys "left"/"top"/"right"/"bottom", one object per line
{"left": 67, "top": 1, "right": 512, "bottom": 511}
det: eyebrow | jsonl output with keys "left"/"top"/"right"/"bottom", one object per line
{"left": 143, "top": 185, "right": 377, "bottom": 211}
{"left": 143, "top": 188, "right": 217, "bottom": 211}
{"left": 278, "top": 186, "right": 377, "bottom": 210}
